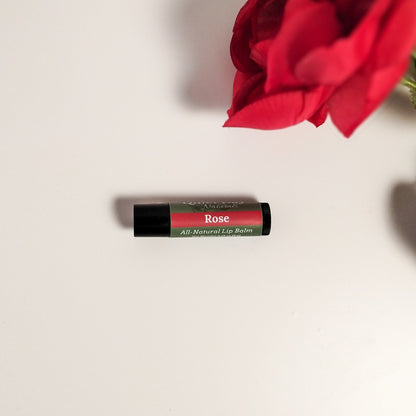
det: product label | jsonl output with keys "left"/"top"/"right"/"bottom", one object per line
{"left": 169, "top": 202, "right": 263, "bottom": 237}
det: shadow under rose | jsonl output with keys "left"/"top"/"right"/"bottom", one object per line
{"left": 172, "top": 0, "right": 243, "bottom": 109}
{"left": 390, "top": 182, "right": 416, "bottom": 255}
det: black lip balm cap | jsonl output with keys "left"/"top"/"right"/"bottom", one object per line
{"left": 134, "top": 204, "right": 170, "bottom": 237}
{"left": 261, "top": 203, "right": 271, "bottom": 236}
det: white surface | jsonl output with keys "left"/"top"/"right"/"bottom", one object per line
{"left": 1, "top": 1, "right": 416, "bottom": 415}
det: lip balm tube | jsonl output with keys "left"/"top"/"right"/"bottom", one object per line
{"left": 134, "top": 202, "right": 271, "bottom": 237}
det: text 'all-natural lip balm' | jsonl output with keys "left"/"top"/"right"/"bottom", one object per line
{"left": 134, "top": 202, "right": 271, "bottom": 237}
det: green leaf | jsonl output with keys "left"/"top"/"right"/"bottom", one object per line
{"left": 410, "top": 89, "right": 416, "bottom": 109}
{"left": 401, "top": 76, "right": 416, "bottom": 109}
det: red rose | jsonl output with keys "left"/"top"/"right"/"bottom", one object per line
{"left": 224, "top": 0, "right": 416, "bottom": 137}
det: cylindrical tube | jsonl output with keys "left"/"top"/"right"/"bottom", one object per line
{"left": 134, "top": 202, "right": 271, "bottom": 237}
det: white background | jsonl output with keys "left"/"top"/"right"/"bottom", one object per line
{"left": 1, "top": 1, "right": 416, "bottom": 415}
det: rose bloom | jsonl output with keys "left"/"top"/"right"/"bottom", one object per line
{"left": 224, "top": 0, "right": 416, "bottom": 137}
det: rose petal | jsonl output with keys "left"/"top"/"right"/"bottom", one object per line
{"left": 294, "top": 2, "right": 387, "bottom": 85}
{"left": 308, "top": 105, "right": 329, "bottom": 127}
{"left": 333, "top": 0, "right": 377, "bottom": 30}
{"left": 225, "top": 86, "right": 332, "bottom": 129}
{"left": 265, "top": 0, "right": 342, "bottom": 92}
{"left": 250, "top": 39, "right": 274, "bottom": 68}
{"left": 294, "top": 0, "right": 409, "bottom": 86}
{"left": 371, "top": 0, "right": 416, "bottom": 69}
{"left": 227, "top": 72, "right": 265, "bottom": 116}
{"left": 251, "top": 0, "right": 286, "bottom": 42}
{"left": 230, "top": 0, "right": 263, "bottom": 72}
{"left": 233, "top": 0, "right": 260, "bottom": 31}
{"left": 329, "top": 59, "right": 409, "bottom": 137}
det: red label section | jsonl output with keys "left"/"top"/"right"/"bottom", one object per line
{"left": 171, "top": 210, "right": 263, "bottom": 228}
